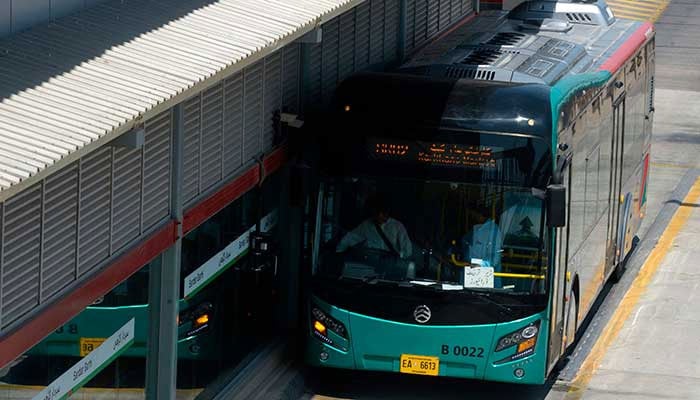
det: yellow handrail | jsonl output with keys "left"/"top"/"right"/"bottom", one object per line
{"left": 494, "top": 272, "right": 545, "bottom": 280}
{"left": 450, "top": 255, "right": 545, "bottom": 280}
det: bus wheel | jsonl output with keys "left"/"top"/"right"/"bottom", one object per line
{"left": 565, "top": 291, "right": 578, "bottom": 350}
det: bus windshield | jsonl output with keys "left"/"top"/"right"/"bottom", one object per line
{"left": 312, "top": 176, "right": 548, "bottom": 295}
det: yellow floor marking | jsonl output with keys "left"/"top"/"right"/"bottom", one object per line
{"left": 608, "top": 0, "right": 666, "bottom": 8}
{"left": 565, "top": 178, "right": 700, "bottom": 399}
{"left": 608, "top": 0, "right": 671, "bottom": 21}
{"left": 610, "top": 7, "right": 657, "bottom": 17}
{"left": 610, "top": 10, "right": 656, "bottom": 20}
{"left": 608, "top": 0, "right": 661, "bottom": 11}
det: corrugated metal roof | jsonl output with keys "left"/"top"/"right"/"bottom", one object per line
{"left": 0, "top": 0, "right": 363, "bottom": 201}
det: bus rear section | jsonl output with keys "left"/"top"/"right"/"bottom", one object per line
{"left": 302, "top": 75, "right": 557, "bottom": 384}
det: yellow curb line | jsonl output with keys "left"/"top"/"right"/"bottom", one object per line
{"left": 565, "top": 177, "right": 700, "bottom": 399}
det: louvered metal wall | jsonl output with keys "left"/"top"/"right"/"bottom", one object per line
{"left": 1, "top": 184, "right": 41, "bottom": 328}
{"left": 182, "top": 45, "right": 301, "bottom": 208}
{"left": 41, "top": 163, "right": 79, "bottom": 303}
{"left": 305, "top": 0, "right": 402, "bottom": 109}
{"left": 404, "top": 0, "right": 473, "bottom": 54}
{"left": 0, "top": 109, "right": 173, "bottom": 330}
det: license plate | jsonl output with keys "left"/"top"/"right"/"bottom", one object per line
{"left": 80, "top": 337, "right": 106, "bottom": 357}
{"left": 399, "top": 354, "right": 440, "bottom": 376}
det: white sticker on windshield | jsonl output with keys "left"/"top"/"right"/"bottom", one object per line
{"left": 464, "top": 267, "right": 495, "bottom": 288}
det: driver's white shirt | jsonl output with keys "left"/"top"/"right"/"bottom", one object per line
{"left": 336, "top": 218, "right": 412, "bottom": 258}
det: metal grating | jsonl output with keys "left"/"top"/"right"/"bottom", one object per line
{"left": 461, "top": 49, "right": 504, "bottom": 65}
{"left": 427, "top": 0, "right": 440, "bottom": 38}
{"left": 439, "top": 0, "right": 451, "bottom": 31}
{"left": 283, "top": 44, "right": 301, "bottom": 113}
{"left": 1, "top": 183, "right": 41, "bottom": 328}
{"left": 445, "top": 67, "right": 496, "bottom": 80}
{"left": 414, "top": 0, "right": 429, "bottom": 50}
{"left": 485, "top": 32, "right": 527, "bottom": 46}
{"left": 306, "top": 42, "right": 323, "bottom": 108}
{"left": 41, "top": 163, "right": 78, "bottom": 301}
{"left": 182, "top": 95, "right": 202, "bottom": 204}
{"left": 566, "top": 13, "right": 595, "bottom": 24}
{"left": 244, "top": 62, "right": 264, "bottom": 165}
{"left": 370, "top": 0, "right": 386, "bottom": 65}
{"left": 200, "top": 83, "right": 224, "bottom": 192}
{"left": 451, "top": 0, "right": 462, "bottom": 23}
{"left": 142, "top": 110, "right": 171, "bottom": 231}
{"left": 223, "top": 72, "right": 244, "bottom": 176}
{"left": 354, "top": 2, "right": 371, "bottom": 71}
{"left": 339, "top": 10, "right": 357, "bottom": 82}
{"left": 110, "top": 146, "right": 142, "bottom": 252}
{"left": 384, "top": 0, "right": 400, "bottom": 62}
{"left": 463, "top": 0, "right": 471, "bottom": 14}
{"left": 78, "top": 147, "right": 112, "bottom": 275}
{"left": 322, "top": 17, "right": 341, "bottom": 103}
{"left": 405, "top": 0, "right": 416, "bottom": 53}
{"left": 264, "top": 53, "right": 283, "bottom": 150}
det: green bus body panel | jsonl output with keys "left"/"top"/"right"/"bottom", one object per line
{"left": 27, "top": 298, "right": 216, "bottom": 360}
{"left": 549, "top": 71, "right": 613, "bottom": 159}
{"left": 306, "top": 296, "right": 550, "bottom": 384}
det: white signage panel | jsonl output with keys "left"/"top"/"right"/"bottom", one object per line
{"left": 33, "top": 318, "right": 135, "bottom": 400}
{"left": 184, "top": 210, "right": 277, "bottom": 298}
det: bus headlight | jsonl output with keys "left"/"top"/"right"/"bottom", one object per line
{"left": 495, "top": 321, "right": 540, "bottom": 352}
{"left": 311, "top": 305, "right": 348, "bottom": 339}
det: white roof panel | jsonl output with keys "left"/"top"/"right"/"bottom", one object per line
{"left": 0, "top": 0, "right": 363, "bottom": 201}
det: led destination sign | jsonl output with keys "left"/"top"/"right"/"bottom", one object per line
{"left": 369, "top": 139, "right": 499, "bottom": 169}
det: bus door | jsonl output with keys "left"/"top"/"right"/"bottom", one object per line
{"left": 605, "top": 95, "right": 626, "bottom": 275}
{"left": 548, "top": 164, "right": 571, "bottom": 370}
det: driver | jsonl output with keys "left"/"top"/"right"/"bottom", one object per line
{"left": 336, "top": 194, "right": 412, "bottom": 259}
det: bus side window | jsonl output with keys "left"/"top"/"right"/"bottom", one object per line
{"left": 584, "top": 147, "right": 600, "bottom": 233}
{"left": 569, "top": 150, "right": 586, "bottom": 253}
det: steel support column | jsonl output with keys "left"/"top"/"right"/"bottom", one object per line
{"left": 146, "top": 103, "right": 184, "bottom": 399}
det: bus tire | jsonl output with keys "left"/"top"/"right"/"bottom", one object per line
{"left": 565, "top": 291, "right": 578, "bottom": 350}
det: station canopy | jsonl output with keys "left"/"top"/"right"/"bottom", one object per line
{"left": 0, "top": 0, "right": 361, "bottom": 201}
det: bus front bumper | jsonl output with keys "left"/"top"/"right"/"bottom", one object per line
{"left": 306, "top": 299, "right": 550, "bottom": 384}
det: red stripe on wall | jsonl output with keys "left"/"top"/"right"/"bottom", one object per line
{"left": 183, "top": 166, "right": 260, "bottom": 234}
{"left": 183, "top": 146, "right": 289, "bottom": 234}
{"left": 0, "top": 146, "right": 288, "bottom": 369}
{"left": 0, "top": 221, "right": 177, "bottom": 369}
{"left": 262, "top": 145, "right": 288, "bottom": 181}
{"left": 599, "top": 22, "right": 654, "bottom": 74}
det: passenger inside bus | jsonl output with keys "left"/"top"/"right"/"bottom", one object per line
{"left": 443, "top": 203, "right": 503, "bottom": 286}
{"left": 336, "top": 194, "right": 412, "bottom": 259}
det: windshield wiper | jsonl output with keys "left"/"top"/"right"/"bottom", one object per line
{"left": 462, "top": 290, "right": 515, "bottom": 314}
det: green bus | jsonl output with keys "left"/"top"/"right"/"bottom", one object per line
{"left": 302, "top": 2, "right": 654, "bottom": 384}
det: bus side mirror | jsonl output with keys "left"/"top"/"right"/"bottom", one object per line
{"left": 546, "top": 184, "right": 566, "bottom": 228}
{"left": 290, "top": 163, "right": 310, "bottom": 207}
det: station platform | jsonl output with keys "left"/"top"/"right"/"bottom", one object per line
{"left": 561, "top": 174, "right": 700, "bottom": 399}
